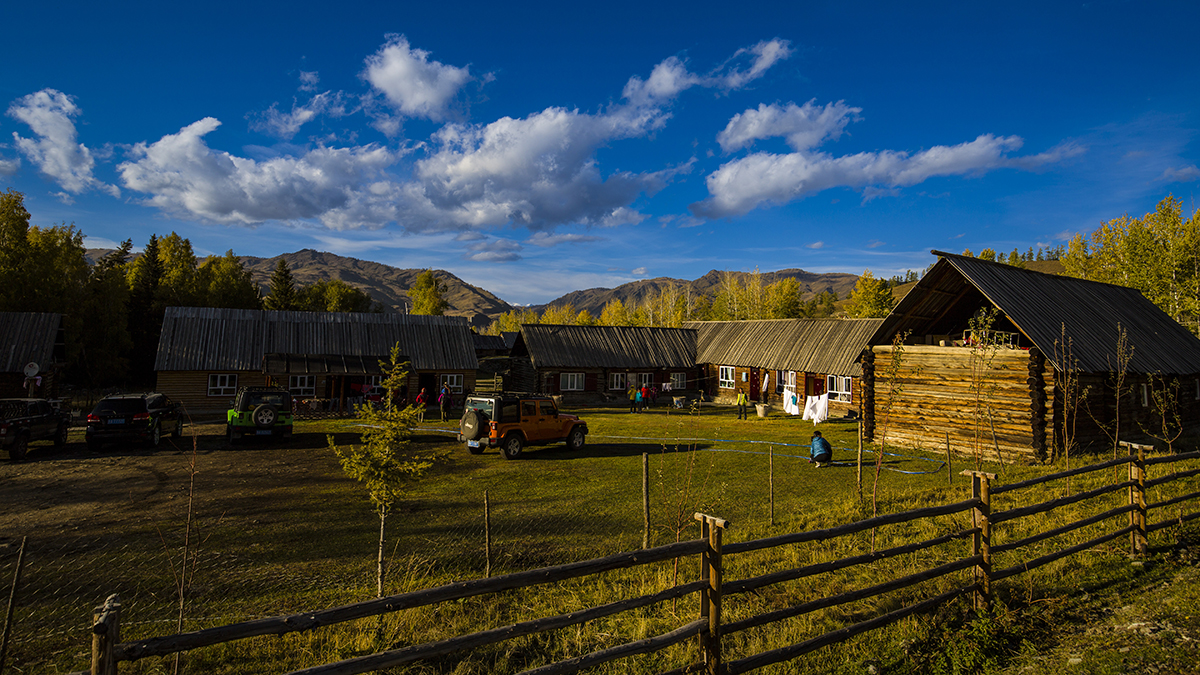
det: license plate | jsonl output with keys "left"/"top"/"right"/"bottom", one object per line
{"left": 256, "top": 430, "right": 273, "bottom": 436}
{"left": 467, "top": 440, "right": 480, "bottom": 448}
{"left": 107, "top": 419, "right": 125, "bottom": 425}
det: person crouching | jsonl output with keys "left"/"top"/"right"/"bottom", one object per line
{"left": 809, "top": 430, "right": 832, "bottom": 468}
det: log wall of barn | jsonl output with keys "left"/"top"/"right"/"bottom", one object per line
{"left": 157, "top": 371, "right": 270, "bottom": 417}
{"left": 870, "top": 345, "right": 1054, "bottom": 464}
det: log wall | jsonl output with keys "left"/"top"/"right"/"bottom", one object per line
{"left": 869, "top": 345, "right": 1054, "bottom": 464}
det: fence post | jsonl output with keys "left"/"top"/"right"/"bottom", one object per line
{"left": 769, "top": 445, "right": 775, "bottom": 527}
{"left": 694, "top": 513, "right": 729, "bottom": 675}
{"left": 961, "top": 470, "right": 995, "bottom": 612}
{"left": 1122, "top": 442, "right": 1151, "bottom": 555}
{"left": 643, "top": 453, "right": 650, "bottom": 549}
{"left": 484, "top": 491, "right": 492, "bottom": 579}
{"left": 91, "top": 594, "right": 120, "bottom": 675}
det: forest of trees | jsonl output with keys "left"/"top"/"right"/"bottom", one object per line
{"left": 0, "top": 189, "right": 385, "bottom": 387}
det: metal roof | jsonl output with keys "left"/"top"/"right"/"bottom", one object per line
{"left": 869, "top": 251, "right": 1200, "bottom": 374}
{"left": 155, "top": 307, "right": 478, "bottom": 372}
{"left": 263, "top": 353, "right": 396, "bottom": 375}
{"left": 0, "top": 313, "right": 63, "bottom": 373}
{"left": 519, "top": 324, "right": 697, "bottom": 369}
{"left": 685, "top": 318, "right": 882, "bottom": 376}
{"left": 472, "top": 333, "right": 509, "bottom": 352}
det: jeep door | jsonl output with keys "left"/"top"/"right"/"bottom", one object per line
{"left": 535, "top": 400, "right": 563, "bottom": 441}
{"left": 519, "top": 400, "right": 546, "bottom": 442}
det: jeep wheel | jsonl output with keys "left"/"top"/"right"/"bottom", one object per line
{"left": 9, "top": 434, "right": 27, "bottom": 461}
{"left": 147, "top": 423, "right": 161, "bottom": 448}
{"left": 465, "top": 442, "right": 484, "bottom": 455}
{"left": 567, "top": 427, "right": 585, "bottom": 450}
{"left": 253, "top": 405, "right": 277, "bottom": 428}
{"left": 460, "top": 410, "right": 486, "bottom": 441}
{"left": 501, "top": 434, "right": 523, "bottom": 460}
{"left": 54, "top": 422, "right": 69, "bottom": 448}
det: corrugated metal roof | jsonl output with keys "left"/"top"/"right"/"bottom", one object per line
{"left": 263, "top": 353, "right": 395, "bottom": 375}
{"left": 520, "top": 324, "right": 697, "bottom": 369}
{"left": 685, "top": 318, "right": 882, "bottom": 376}
{"left": 0, "top": 313, "right": 63, "bottom": 372}
{"left": 155, "top": 307, "right": 478, "bottom": 371}
{"left": 472, "top": 333, "right": 508, "bottom": 352}
{"left": 870, "top": 251, "right": 1200, "bottom": 374}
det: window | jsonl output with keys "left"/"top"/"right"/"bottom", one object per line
{"left": 671, "top": 372, "right": 687, "bottom": 390}
{"left": 560, "top": 372, "right": 584, "bottom": 391}
{"left": 776, "top": 370, "right": 787, "bottom": 394}
{"left": 208, "top": 373, "right": 237, "bottom": 397}
{"left": 440, "top": 373, "right": 464, "bottom": 394}
{"left": 539, "top": 400, "right": 558, "bottom": 416}
{"left": 1141, "top": 383, "right": 1150, "bottom": 407}
{"left": 609, "top": 372, "right": 627, "bottom": 391}
{"left": 827, "top": 375, "right": 853, "bottom": 403}
{"left": 639, "top": 372, "right": 654, "bottom": 387}
{"left": 718, "top": 366, "right": 735, "bottom": 389}
{"left": 289, "top": 375, "right": 316, "bottom": 397}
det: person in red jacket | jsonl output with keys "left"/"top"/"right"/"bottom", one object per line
{"left": 413, "top": 387, "right": 428, "bottom": 422}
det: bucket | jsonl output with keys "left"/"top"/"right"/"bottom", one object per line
{"left": 755, "top": 403, "right": 769, "bottom": 418}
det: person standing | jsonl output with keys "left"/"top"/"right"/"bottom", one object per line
{"left": 736, "top": 387, "right": 749, "bottom": 420}
{"left": 635, "top": 385, "right": 643, "bottom": 412}
{"left": 438, "top": 384, "right": 452, "bottom": 421}
{"left": 809, "top": 430, "right": 833, "bottom": 467}
{"left": 640, "top": 383, "right": 651, "bottom": 411}
{"left": 414, "top": 387, "right": 428, "bottom": 423}
{"left": 628, "top": 383, "right": 638, "bottom": 413}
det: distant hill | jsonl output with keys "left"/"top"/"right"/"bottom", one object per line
{"left": 536, "top": 268, "right": 860, "bottom": 316}
{"left": 241, "top": 250, "right": 511, "bottom": 329}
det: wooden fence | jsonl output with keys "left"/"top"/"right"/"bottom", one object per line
{"left": 80, "top": 443, "right": 1200, "bottom": 675}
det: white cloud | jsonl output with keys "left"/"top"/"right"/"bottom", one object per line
{"left": 299, "top": 71, "right": 320, "bottom": 92}
{"left": 464, "top": 237, "right": 522, "bottom": 262}
{"left": 631, "top": 266, "right": 648, "bottom": 275}
{"left": 1160, "top": 164, "right": 1200, "bottom": 182}
{"left": 693, "top": 129, "right": 1078, "bottom": 218}
{"left": 0, "top": 156, "right": 18, "bottom": 176}
{"left": 622, "top": 38, "right": 792, "bottom": 108}
{"left": 807, "top": 241, "right": 824, "bottom": 249}
{"left": 363, "top": 35, "right": 472, "bottom": 121}
{"left": 250, "top": 92, "right": 350, "bottom": 140}
{"left": 527, "top": 232, "right": 604, "bottom": 247}
{"left": 7, "top": 89, "right": 118, "bottom": 196}
{"left": 717, "top": 39, "right": 794, "bottom": 89}
{"left": 118, "top": 117, "right": 398, "bottom": 227}
{"left": 717, "top": 100, "right": 861, "bottom": 153}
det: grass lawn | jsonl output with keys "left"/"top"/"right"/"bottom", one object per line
{"left": 5, "top": 401, "right": 1199, "bottom": 674}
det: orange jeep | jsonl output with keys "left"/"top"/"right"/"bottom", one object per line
{"left": 457, "top": 393, "right": 588, "bottom": 459}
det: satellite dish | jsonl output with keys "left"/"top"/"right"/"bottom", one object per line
{"left": 23, "top": 362, "right": 39, "bottom": 378}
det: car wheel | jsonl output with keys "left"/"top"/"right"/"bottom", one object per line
{"left": 567, "top": 427, "right": 585, "bottom": 450}
{"left": 9, "top": 434, "right": 27, "bottom": 461}
{"left": 253, "top": 404, "right": 277, "bottom": 429}
{"left": 148, "top": 423, "right": 161, "bottom": 448}
{"left": 501, "top": 434, "right": 523, "bottom": 460}
{"left": 54, "top": 423, "right": 69, "bottom": 448}
{"left": 465, "top": 442, "right": 484, "bottom": 455}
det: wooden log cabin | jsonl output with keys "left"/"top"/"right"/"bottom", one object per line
{"left": 154, "top": 307, "right": 478, "bottom": 416}
{"left": 863, "top": 251, "right": 1200, "bottom": 464}
{"left": 687, "top": 318, "right": 882, "bottom": 417}
{"left": 511, "top": 324, "right": 699, "bottom": 405}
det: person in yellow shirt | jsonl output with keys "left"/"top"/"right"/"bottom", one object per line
{"left": 736, "top": 388, "right": 749, "bottom": 420}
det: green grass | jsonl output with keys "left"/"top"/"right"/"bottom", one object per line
{"left": 5, "top": 402, "right": 1200, "bottom": 674}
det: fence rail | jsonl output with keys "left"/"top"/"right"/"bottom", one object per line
{"left": 76, "top": 442, "right": 1200, "bottom": 675}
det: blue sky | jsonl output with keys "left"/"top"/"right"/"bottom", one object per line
{"left": 3, "top": 1, "right": 1198, "bottom": 305}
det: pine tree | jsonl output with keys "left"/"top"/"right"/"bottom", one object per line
{"left": 264, "top": 258, "right": 299, "bottom": 311}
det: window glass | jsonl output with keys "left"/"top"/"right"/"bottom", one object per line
{"left": 465, "top": 397, "right": 494, "bottom": 418}
{"left": 94, "top": 398, "right": 146, "bottom": 414}
{"left": 440, "top": 373, "right": 464, "bottom": 394}
{"left": 609, "top": 372, "right": 627, "bottom": 390}
{"left": 560, "top": 372, "right": 584, "bottom": 391}
{"left": 522, "top": 402, "right": 537, "bottom": 417}
{"left": 671, "top": 372, "right": 687, "bottom": 390}
{"left": 208, "top": 373, "right": 237, "bottom": 397}
{"left": 718, "top": 366, "right": 735, "bottom": 389}
{"left": 500, "top": 401, "right": 520, "bottom": 421}
{"left": 539, "top": 401, "right": 557, "bottom": 416}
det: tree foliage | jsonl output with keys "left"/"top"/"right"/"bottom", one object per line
{"left": 409, "top": 269, "right": 449, "bottom": 315}
{"left": 264, "top": 258, "right": 300, "bottom": 311}
{"left": 329, "top": 343, "right": 450, "bottom": 596}
{"left": 196, "top": 251, "right": 261, "bottom": 310}
{"left": 845, "top": 270, "right": 894, "bottom": 318}
{"left": 299, "top": 279, "right": 375, "bottom": 313}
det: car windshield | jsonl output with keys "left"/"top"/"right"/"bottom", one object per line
{"left": 246, "top": 392, "right": 288, "bottom": 409}
{"left": 464, "top": 397, "right": 494, "bottom": 418}
{"left": 93, "top": 399, "right": 146, "bottom": 414}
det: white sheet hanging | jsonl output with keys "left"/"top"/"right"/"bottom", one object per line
{"left": 782, "top": 387, "right": 801, "bottom": 415}
{"left": 802, "top": 393, "right": 829, "bottom": 424}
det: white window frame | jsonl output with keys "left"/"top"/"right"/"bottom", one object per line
{"left": 638, "top": 372, "right": 654, "bottom": 388}
{"left": 208, "top": 373, "right": 237, "bottom": 397}
{"left": 718, "top": 366, "right": 735, "bottom": 389}
{"left": 440, "top": 373, "right": 464, "bottom": 394}
{"left": 560, "top": 372, "right": 585, "bottom": 391}
{"left": 827, "top": 375, "right": 853, "bottom": 403}
{"left": 289, "top": 375, "right": 316, "bottom": 397}
{"left": 609, "top": 372, "right": 627, "bottom": 391}
{"left": 671, "top": 372, "right": 687, "bottom": 390}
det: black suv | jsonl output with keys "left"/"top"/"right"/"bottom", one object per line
{"left": 226, "top": 387, "right": 293, "bottom": 444}
{"left": 85, "top": 393, "right": 182, "bottom": 451}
